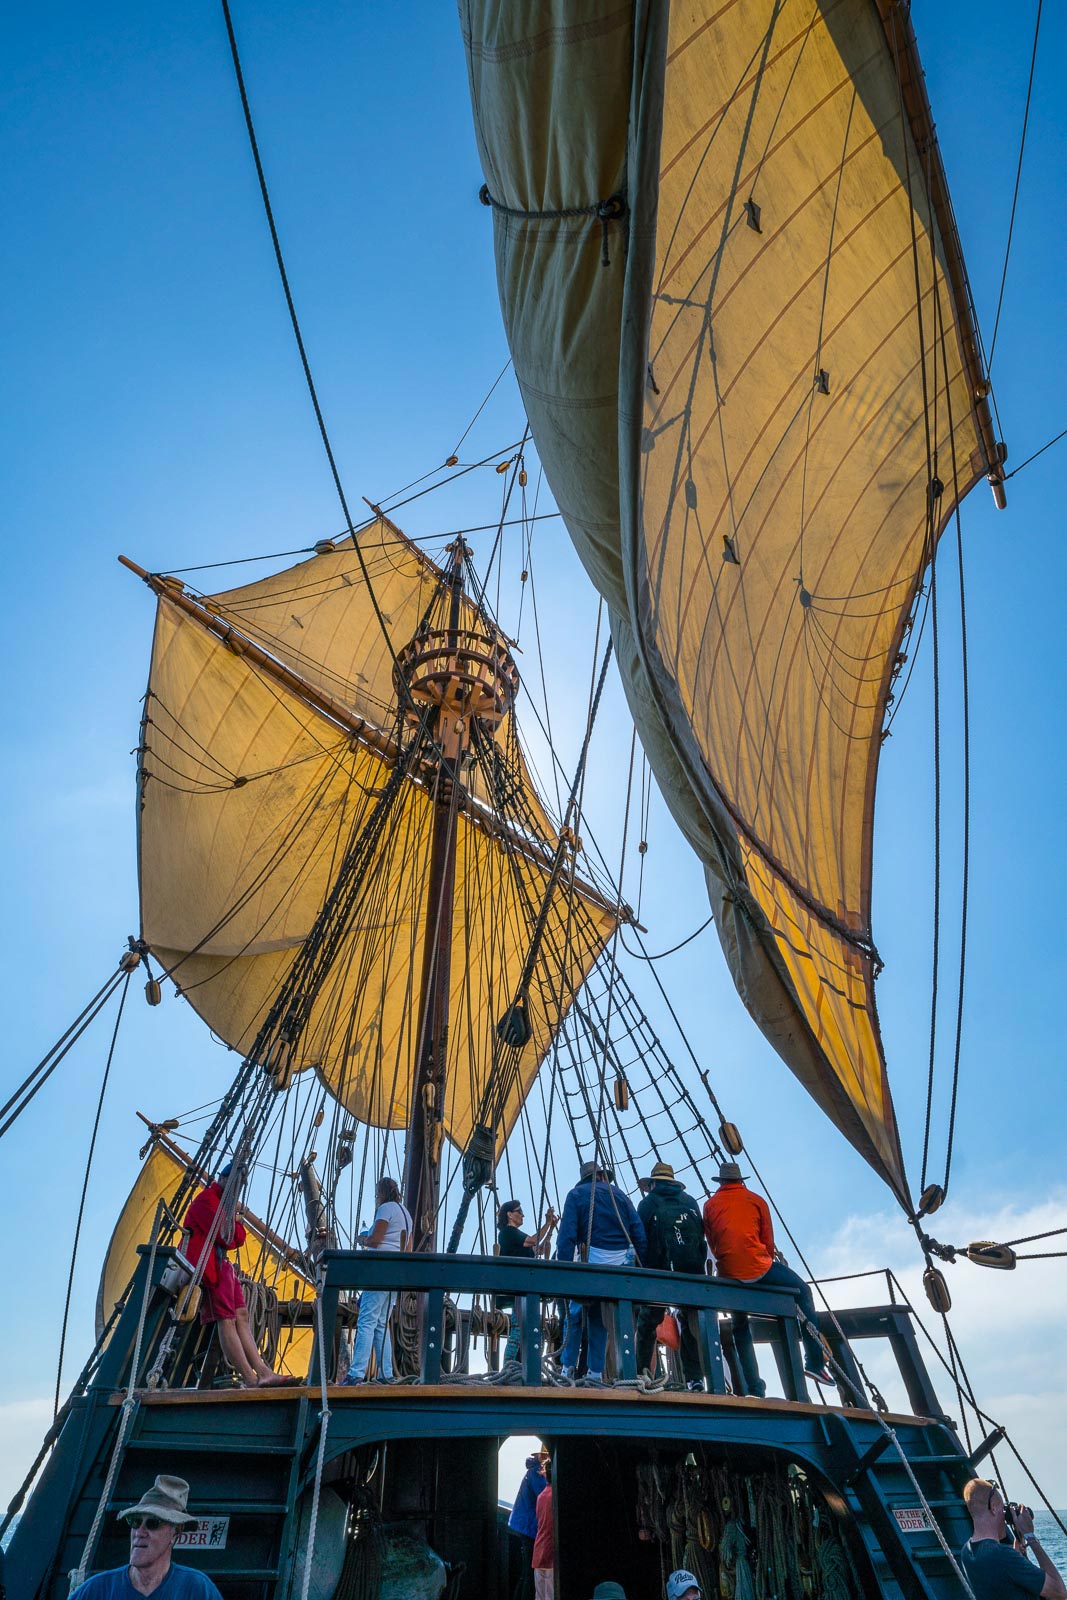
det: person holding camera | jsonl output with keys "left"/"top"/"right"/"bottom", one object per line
{"left": 961, "top": 1479, "right": 1066, "bottom": 1600}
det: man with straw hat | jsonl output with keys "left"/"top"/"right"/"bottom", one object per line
{"left": 70, "top": 1475, "right": 223, "bottom": 1597}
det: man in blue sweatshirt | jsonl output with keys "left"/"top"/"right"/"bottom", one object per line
{"left": 555, "top": 1160, "right": 647, "bottom": 1381}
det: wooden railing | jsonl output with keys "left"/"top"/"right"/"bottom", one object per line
{"left": 307, "top": 1250, "right": 925, "bottom": 1404}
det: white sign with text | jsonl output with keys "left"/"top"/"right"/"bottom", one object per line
{"left": 892, "top": 1507, "right": 933, "bottom": 1534}
{"left": 174, "top": 1517, "right": 230, "bottom": 1550}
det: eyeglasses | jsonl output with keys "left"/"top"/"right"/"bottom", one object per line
{"left": 127, "top": 1515, "right": 166, "bottom": 1531}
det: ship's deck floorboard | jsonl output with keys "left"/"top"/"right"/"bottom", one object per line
{"left": 113, "top": 1384, "right": 930, "bottom": 1426}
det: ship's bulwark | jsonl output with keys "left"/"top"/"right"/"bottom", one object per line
{"left": 461, "top": 0, "right": 1002, "bottom": 1207}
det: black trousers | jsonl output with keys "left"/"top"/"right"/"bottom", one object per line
{"left": 510, "top": 1532, "right": 535, "bottom": 1600}
{"left": 635, "top": 1303, "right": 703, "bottom": 1386}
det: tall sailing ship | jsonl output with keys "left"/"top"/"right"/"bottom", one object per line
{"left": 4, "top": 2, "right": 1060, "bottom": 1598}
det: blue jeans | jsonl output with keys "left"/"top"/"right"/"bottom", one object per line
{"left": 560, "top": 1299, "right": 607, "bottom": 1375}
{"left": 503, "top": 1315, "right": 521, "bottom": 1364}
{"left": 730, "top": 1261, "right": 823, "bottom": 1391}
{"left": 347, "top": 1288, "right": 394, "bottom": 1381}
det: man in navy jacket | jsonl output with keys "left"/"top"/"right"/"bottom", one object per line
{"left": 555, "top": 1161, "right": 646, "bottom": 1380}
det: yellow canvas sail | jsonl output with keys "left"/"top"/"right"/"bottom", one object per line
{"left": 96, "top": 1133, "right": 315, "bottom": 1376}
{"left": 462, "top": 0, "right": 1002, "bottom": 1204}
{"left": 136, "top": 516, "right": 618, "bottom": 1154}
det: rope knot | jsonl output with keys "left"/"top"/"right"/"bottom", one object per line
{"left": 596, "top": 194, "right": 627, "bottom": 223}
{"left": 477, "top": 183, "right": 628, "bottom": 265}
{"left": 596, "top": 194, "right": 627, "bottom": 265}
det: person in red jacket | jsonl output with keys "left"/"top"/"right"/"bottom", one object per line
{"left": 183, "top": 1163, "right": 286, "bottom": 1387}
{"left": 531, "top": 1459, "right": 554, "bottom": 1599}
{"left": 702, "top": 1163, "right": 831, "bottom": 1394}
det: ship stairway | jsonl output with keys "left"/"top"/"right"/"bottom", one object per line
{"left": 26, "top": 1389, "right": 311, "bottom": 1599}
{"left": 824, "top": 1411, "right": 973, "bottom": 1600}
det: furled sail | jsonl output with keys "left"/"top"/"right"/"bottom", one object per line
{"left": 461, "top": 0, "right": 1002, "bottom": 1205}
{"left": 136, "top": 516, "right": 618, "bottom": 1154}
{"left": 97, "top": 1132, "right": 315, "bottom": 1376}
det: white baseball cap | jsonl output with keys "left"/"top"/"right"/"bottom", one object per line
{"left": 667, "top": 1573, "right": 701, "bottom": 1600}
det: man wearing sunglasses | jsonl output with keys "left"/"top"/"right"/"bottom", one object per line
{"left": 70, "top": 1474, "right": 222, "bottom": 1597}
{"left": 961, "top": 1478, "right": 1066, "bottom": 1600}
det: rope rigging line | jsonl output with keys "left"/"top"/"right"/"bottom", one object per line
{"left": 442, "top": 647, "right": 728, "bottom": 1223}
{"left": 999, "top": 1223, "right": 1067, "bottom": 1247}
{"left": 68, "top": 1201, "right": 166, "bottom": 1594}
{"left": 920, "top": 482, "right": 943, "bottom": 1196}
{"left": 465, "top": 427, "right": 531, "bottom": 615}
{"left": 987, "top": 0, "right": 1043, "bottom": 371}
{"left": 935, "top": 290, "right": 972, "bottom": 1200}
{"left": 378, "top": 438, "right": 526, "bottom": 520}
{"left": 219, "top": 0, "right": 409, "bottom": 696}
{"left": 54, "top": 969, "right": 134, "bottom": 1419}
{"left": 0, "top": 958, "right": 132, "bottom": 1141}
{"left": 1002, "top": 422, "right": 1067, "bottom": 480}
{"left": 448, "top": 356, "right": 514, "bottom": 460}
{"left": 895, "top": 1274, "right": 1066, "bottom": 1540}
{"left": 158, "top": 512, "right": 561, "bottom": 577}
{"left": 151, "top": 748, "right": 361, "bottom": 991}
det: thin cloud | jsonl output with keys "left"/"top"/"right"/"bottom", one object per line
{"left": 813, "top": 1189, "right": 1067, "bottom": 1508}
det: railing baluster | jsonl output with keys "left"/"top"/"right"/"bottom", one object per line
{"left": 611, "top": 1299, "right": 637, "bottom": 1380}
{"left": 780, "top": 1316, "right": 808, "bottom": 1401}
{"left": 423, "top": 1289, "right": 444, "bottom": 1384}
{"left": 694, "top": 1306, "right": 725, "bottom": 1394}
{"left": 310, "top": 1281, "right": 340, "bottom": 1388}
{"left": 521, "top": 1294, "right": 542, "bottom": 1386}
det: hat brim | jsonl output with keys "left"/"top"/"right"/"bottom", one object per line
{"left": 119, "top": 1506, "right": 198, "bottom": 1529}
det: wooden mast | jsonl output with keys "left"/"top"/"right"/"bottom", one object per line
{"left": 393, "top": 538, "right": 523, "bottom": 1248}
{"left": 403, "top": 542, "right": 466, "bottom": 1247}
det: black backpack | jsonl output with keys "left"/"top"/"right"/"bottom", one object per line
{"left": 651, "top": 1195, "right": 707, "bottom": 1274}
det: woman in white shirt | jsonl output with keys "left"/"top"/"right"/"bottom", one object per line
{"left": 344, "top": 1177, "right": 412, "bottom": 1384}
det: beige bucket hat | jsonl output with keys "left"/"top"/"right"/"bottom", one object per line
{"left": 118, "top": 1475, "right": 198, "bottom": 1529}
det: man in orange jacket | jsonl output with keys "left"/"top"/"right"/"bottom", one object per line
{"left": 702, "top": 1163, "right": 831, "bottom": 1394}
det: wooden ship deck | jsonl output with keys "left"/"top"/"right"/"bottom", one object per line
{"left": 6, "top": 1244, "right": 990, "bottom": 1600}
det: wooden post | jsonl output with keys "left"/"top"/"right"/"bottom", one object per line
{"left": 403, "top": 546, "right": 466, "bottom": 1249}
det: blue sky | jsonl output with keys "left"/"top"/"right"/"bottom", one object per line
{"left": 3, "top": 1, "right": 1065, "bottom": 1509}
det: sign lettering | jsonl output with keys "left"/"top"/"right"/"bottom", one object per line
{"left": 174, "top": 1517, "right": 229, "bottom": 1550}
{"left": 892, "top": 1507, "right": 933, "bottom": 1533}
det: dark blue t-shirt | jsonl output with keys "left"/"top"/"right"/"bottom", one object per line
{"left": 961, "top": 1538, "right": 1045, "bottom": 1600}
{"left": 72, "top": 1563, "right": 223, "bottom": 1599}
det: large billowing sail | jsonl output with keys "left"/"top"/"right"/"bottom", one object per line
{"left": 137, "top": 516, "right": 618, "bottom": 1154}
{"left": 461, "top": 0, "right": 1002, "bottom": 1205}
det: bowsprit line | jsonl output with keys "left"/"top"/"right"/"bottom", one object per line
{"left": 1003, "top": 422, "right": 1067, "bottom": 480}
{"left": 988, "top": 0, "right": 1044, "bottom": 372}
